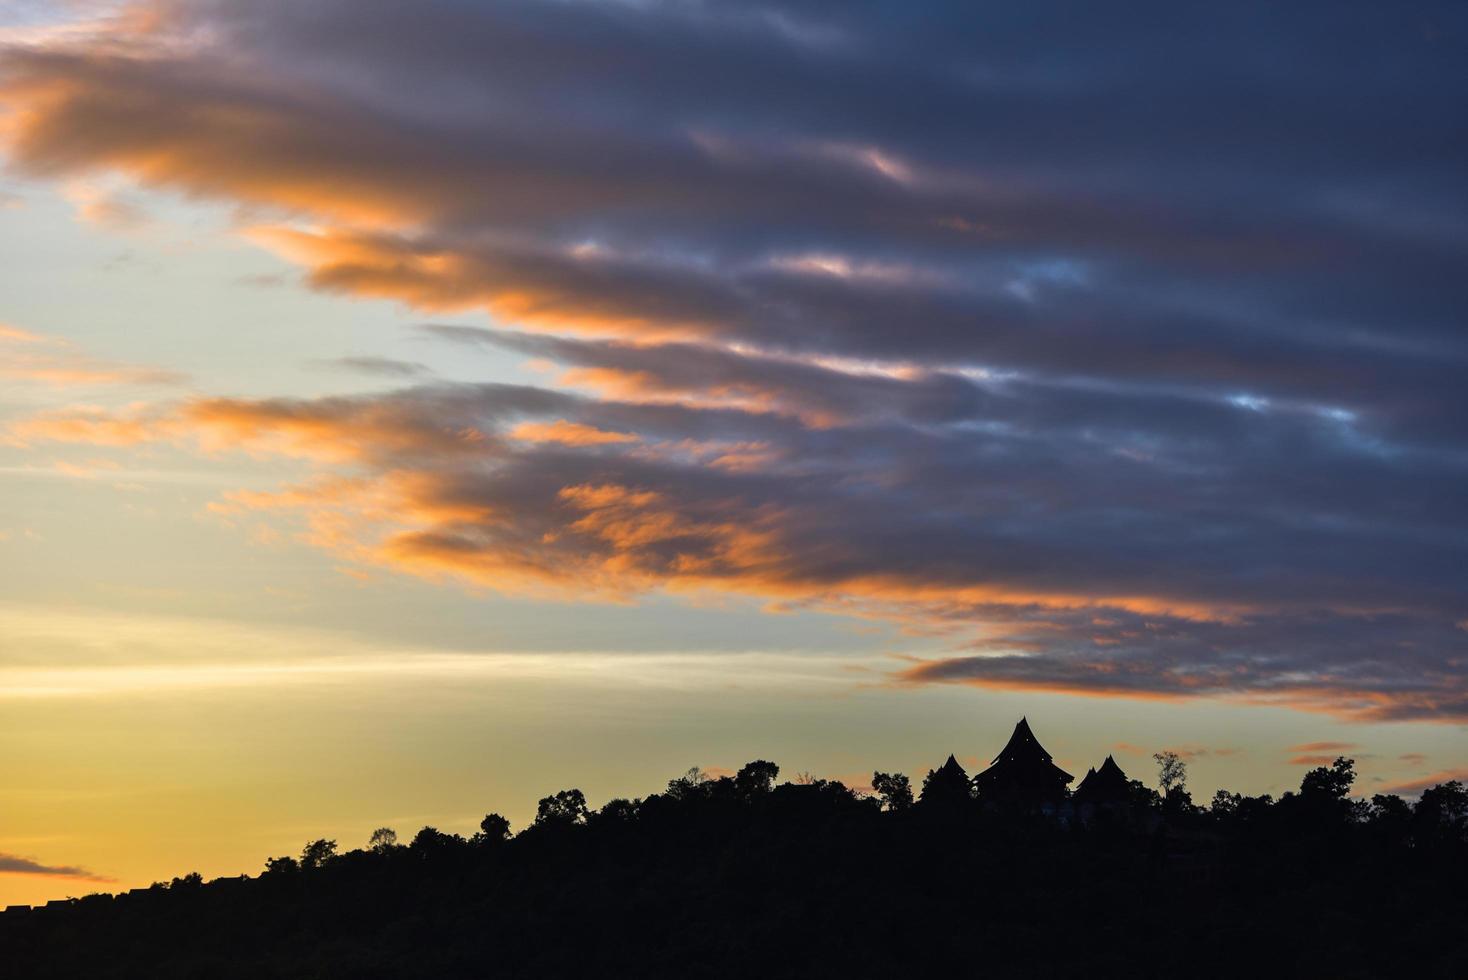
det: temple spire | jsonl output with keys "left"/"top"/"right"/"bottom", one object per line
{"left": 918, "top": 753, "right": 973, "bottom": 811}
{"left": 990, "top": 716, "right": 1056, "bottom": 765}
{"left": 973, "top": 718, "right": 1073, "bottom": 806}
{"left": 1073, "top": 754, "right": 1132, "bottom": 806}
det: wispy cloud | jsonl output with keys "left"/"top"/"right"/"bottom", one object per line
{"left": 0, "top": 324, "right": 184, "bottom": 388}
{"left": 312, "top": 357, "right": 434, "bottom": 380}
{"left": 0, "top": 851, "right": 111, "bottom": 882}
{"left": 1378, "top": 769, "right": 1468, "bottom": 798}
{"left": 0, "top": 601, "right": 878, "bottom": 699}
{"left": 61, "top": 178, "right": 149, "bottom": 230}
{"left": 1287, "top": 742, "right": 1358, "bottom": 754}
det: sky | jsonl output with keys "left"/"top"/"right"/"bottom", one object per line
{"left": 1, "top": 0, "right": 1466, "bottom": 905}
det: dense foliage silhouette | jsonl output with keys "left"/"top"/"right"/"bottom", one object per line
{"left": 4, "top": 742, "right": 1467, "bottom": 978}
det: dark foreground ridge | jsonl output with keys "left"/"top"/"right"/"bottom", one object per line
{"left": 5, "top": 719, "right": 1467, "bottom": 979}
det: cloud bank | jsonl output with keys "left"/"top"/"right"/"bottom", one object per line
{"left": 2, "top": 0, "right": 1465, "bottom": 721}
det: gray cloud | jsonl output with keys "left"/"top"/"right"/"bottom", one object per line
{"left": 0, "top": 851, "right": 111, "bottom": 881}
{"left": 313, "top": 356, "right": 435, "bottom": 380}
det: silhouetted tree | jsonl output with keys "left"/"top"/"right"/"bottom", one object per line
{"left": 666, "top": 767, "right": 709, "bottom": 801}
{"left": 1294, "top": 756, "right": 1369, "bottom": 825}
{"left": 1209, "top": 789, "right": 1240, "bottom": 818}
{"left": 477, "top": 813, "right": 511, "bottom": 843}
{"left": 1368, "top": 794, "right": 1412, "bottom": 840}
{"left": 1128, "top": 778, "right": 1162, "bottom": 810}
{"left": 300, "top": 839, "right": 338, "bottom": 870}
{"left": 595, "top": 798, "right": 640, "bottom": 824}
{"left": 1370, "top": 793, "right": 1410, "bottom": 820}
{"left": 871, "top": 771, "right": 913, "bottom": 811}
{"left": 1153, "top": 751, "right": 1187, "bottom": 797}
{"left": 1300, "top": 757, "right": 1355, "bottom": 803}
{"left": 735, "top": 760, "right": 780, "bottom": 797}
{"left": 263, "top": 855, "right": 297, "bottom": 875}
{"left": 408, "top": 826, "right": 464, "bottom": 858}
{"left": 534, "top": 788, "right": 590, "bottom": 826}
{"left": 367, "top": 827, "right": 398, "bottom": 854}
{"left": 1416, "top": 781, "right": 1468, "bottom": 841}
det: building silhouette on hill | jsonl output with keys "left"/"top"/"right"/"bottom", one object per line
{"left": 918, "top": 753, "right": 973, "bottom": 810}
{"left": 1072, "top": 754, "right": 1132, "bottom": 807}
{"left": 972, "top": 717, "right": 1074, "bottom": 807}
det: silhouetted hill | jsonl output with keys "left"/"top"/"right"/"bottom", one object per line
{"left": 4, "top": 757, "right": 1467, "bottom": 979}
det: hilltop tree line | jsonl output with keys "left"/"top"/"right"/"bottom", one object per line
{"left": 256, "top": 754, "right": 1468, "bottom": 872}
{"left": 4, "top": 755, "right": 1466, "bottom": 978}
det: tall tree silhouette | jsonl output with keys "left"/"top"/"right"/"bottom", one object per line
{"left": 872, "top": 771, "right": 913, "bottom": 811}
{"left": 534, "top": 788, "right": 590, "bottom": 826}
{"left": 735, "top": 760, "right": 779, "bottom": 797}
{"left": 1153, "top": 751, "right": 1187, "bottom": 797}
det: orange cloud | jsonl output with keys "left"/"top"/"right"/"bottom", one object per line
{"left": 0, "top": 325, "right": 183, "bottom": 388}
{"left": 558, "top": 365, "right": 803, "bottom": 420}
{"left": 510, "top": 419, "right": 638, "bottom": 446}
{"left": 1378, "top": 769, "right": 1468, "bottom": 797}
{"left": 1, "top": 55, "right": 422, "bottom": 230}
{"left": 0, "top": 323, "right": 44, "bottom": 342}
{"left": 7, "top": 396, "right": 490, "bottom": 462}
{"left": 181, "top": 398, "right": 487, "bottom": 463}
{"left": 247, "top": 226, "right": 723, "bottom": 342}
{"left": 6, "top": 406, "right": 163, "bottom": 446}
{"left": 1112, "top": 743, "right": 1239, "bottom": 760}
{"left": 62, "top": 179, "right": 149, "bottom": 229}
{"left": 12, "top": 394, "right": 1239, "bottom": 619}
{"left": 1287, "top": 741, "right": 1357, "bottom": 753}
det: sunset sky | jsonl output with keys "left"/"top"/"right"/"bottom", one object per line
{"left": 3, "top": 0, "right": 1466, "bottom": 906}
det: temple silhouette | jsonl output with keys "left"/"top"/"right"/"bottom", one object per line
{"left": 1072, "top": 754, "right": 1133, "bottom": 807}
{"left": 971, "top": 716, "right": 1077, "bottom": 807}
{"left": 921, "top": 717, "right": 1141, "bottom": 821}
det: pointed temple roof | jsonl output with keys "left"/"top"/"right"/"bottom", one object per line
{"left": 972, "top": 718, "right": 1074, "bottom": 804}
{"left": 1073, "top": 754, "right": 1131, "bottom": 805}
{"left": 990, "top": 717, "right": 1058, "bottom": 766}
{"left": 918, "top": 753, "right": 973, "bottom": 809}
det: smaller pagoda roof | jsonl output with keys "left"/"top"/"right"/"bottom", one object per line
{"left": 918, "top": 752, "right": 975, "bottom": 809}
{"left": 1073, "top": 754, "right": 1131, "bottom": 804}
